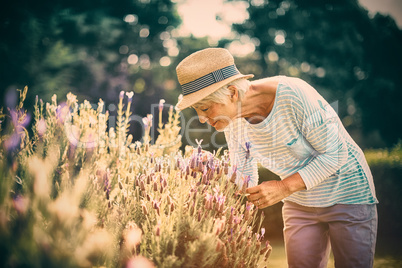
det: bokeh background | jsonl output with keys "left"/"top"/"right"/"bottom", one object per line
{"left": 1, "top": 0, "right": 401, "bottom": 266}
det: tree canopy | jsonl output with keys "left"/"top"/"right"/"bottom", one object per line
{"left": 232, "top": 0, "right": 402, "bottom": 147}
{"left": 0, "top": 0, "right": 181, "bottom": 103}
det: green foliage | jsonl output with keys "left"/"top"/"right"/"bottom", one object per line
{"left": 234, "top": 0, "right": 402, "bottom": 148}
{"left": 0, "top": 89, "right": 271, "bottom": 267}
{"left": 361, "top": 142, "right": 402, "bottom": 257}
{"left": 0, "top": 0, "right": 181, "bottom": 104}
{"left": 365, "top": 142, "right": 402, "bottom": 168}
{"left": 2, "top": 0, "right": 401, "bottom": 150}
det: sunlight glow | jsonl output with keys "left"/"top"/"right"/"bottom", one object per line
{"left": 124, "top": 14, "right": 138, "bottom": 24}
{"left": 159, "top": 56, "right": 172, "bottom": 66}
{"left": 267, "top": 51, "right": 279, "bottom": 62}
{"left": 139, "top": 28, "right": 150, "bottom": 38}
{"left": 127, "top": 54, "right": 139, "bottom": 65}
{"left": 176, "top": 0, "right": 249, "bottom": 40}
{"left": 274, "top": 30, "right": 286, "bottom": 45}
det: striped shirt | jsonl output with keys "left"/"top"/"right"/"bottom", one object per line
{"left": 224, "top": 76, "right": 378, "bottom": 207}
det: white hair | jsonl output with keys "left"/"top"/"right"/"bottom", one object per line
{"left": 193, "top": 78, "right": 251, "bottom": 107}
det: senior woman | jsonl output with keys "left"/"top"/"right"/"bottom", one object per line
{"left": 175, "top": 48, "right": 378, "bottom": 268}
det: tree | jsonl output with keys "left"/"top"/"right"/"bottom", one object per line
{"left": 0, "top": 0, "right": 181, "bottom": 106}
{"left": 233, "top": 0, "right": 402, "bottom": 148}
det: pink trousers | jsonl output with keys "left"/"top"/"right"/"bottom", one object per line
{"left": 282, "top": 201, "right": 377, "bottom": 268}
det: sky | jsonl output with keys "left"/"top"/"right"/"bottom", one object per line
{"left": 359, "top": 0, "right": 402, "bottom": 27}
{"left": 176, "top": 0, "right": 249, "bottom": 40}
{"left": 176, "top": 0, "right": 402, "bottom": 39}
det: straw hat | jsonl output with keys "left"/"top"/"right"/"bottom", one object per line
{"left": 175, "top": 48, "right": 254, "bottom": 110}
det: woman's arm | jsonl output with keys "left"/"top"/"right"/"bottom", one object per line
{"left": 247, "top": 78, "right": 348, "bottom": 207}
{"left": 246, "top": 172, "right": 306, "bottom": 208}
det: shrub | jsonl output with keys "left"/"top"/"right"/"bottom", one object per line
{"left": 365, "top": 143, "right": 402, "bottom": 168}
{"left": 365, "top": 143, "right": 402, "bottom": 256}
{"left": 0, "top": 88, "right": 271, "bottom": 267}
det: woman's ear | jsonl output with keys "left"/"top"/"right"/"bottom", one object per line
{"left": 228, "top": 85, "right": 239, "bottom": 102}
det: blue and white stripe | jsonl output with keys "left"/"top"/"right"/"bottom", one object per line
{"left": 224, "top": 76, "right": 378, "bottom": 207}
{"left": 181, "top": 64, "right": 239, "bottom": 96}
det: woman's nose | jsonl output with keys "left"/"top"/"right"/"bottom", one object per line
{"left": 198, "top": 115, "right": 208, "bottom": 124}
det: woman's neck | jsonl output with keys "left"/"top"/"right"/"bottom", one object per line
{"left": 240, "top": 78, "right": 279, "bottom": 124}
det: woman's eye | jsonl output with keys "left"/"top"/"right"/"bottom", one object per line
{"left": 201, "top": 107, "right": 208, "bottom": 112}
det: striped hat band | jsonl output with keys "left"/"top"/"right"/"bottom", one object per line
{"left": 181, "top": 64, "right": 239, "bottom": 96}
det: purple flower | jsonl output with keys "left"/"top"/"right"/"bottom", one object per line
{"left": 141, "top": 201, "right": 148, "bottom": 215}
{"left": 56, "top": 102, "right": 69, "bottom": 124}
{"left": 189, "top": 155, "right": 196, "bottom": 169}
{"left": 186, "top": 165, "right": 190, "bottom": 175}
{"left": 229, "top": 207, "right": 234, "bottom": 223}
{"left": 176, "top": 157, "right": 181, "bottom": 170}
{"left": 245, "top": 141, "right": 251, "bottom": 160}
{"left": 245, "top": 202, "right": 253, "bottom": 220}
{"left": 159, "top": 99, "right": 165, "bottom": 113}
{"left": 246, "top": 202, "right": 253, "bottom": 211}
{"left": 147, "top": 114, "right": 153, "bottom": 127}
{"left": 4, "top": 133, "right": 21, "bottom": 151}
{"left": 195, "top": 139, "right": 203, "bottom": 154}
{"left": 12, "top": 195, "right": 29, "bottom": 214}
{"left": 126, "top": 91, "right": 134, "bottom": 102}
{"left": 216, "top": 195, "right": 226, "bottom": 213}
{"left": 9, "top": 108, "right": 31, "bottom": 129}
{"left": 155, "top": 224, "right": 160, "bottom": 236}
{"left": 103, "top": 170, "right": 111, "bottom": 199}
{"left": 201, "top": 173, "right": 208, "bottom": 185}
{"left": 152, "top": 200, "right": 161, "bottom": 215}
{"left": 205, "top": 193, "right": 213, "bottom": 210}
{"left": 261, "top": 228, "right": 265, "bottom": 239}
{"left": 4, "top": 108, "right": 31, "bottom": 151}
{"left": 242, "top": 175, "right": 251, "bottom": 189}
{"left": 142, "top": 117, "right": 149, "bottom": 129}
{"left": 208, "top": 155, "right": 214, "bottom": 169}
{"left": 223, "top": 161, "right": 229, "bottom": 175}
{"left": 36, "top": 119, "right": 46, "bottom": 137}
{"left": 233, "top": 215, "right": 243, "bottom": 225}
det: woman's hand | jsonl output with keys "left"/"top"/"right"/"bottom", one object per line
{"left": 245, "top": 180, "right": 291, "bottom": 208}
{"left": 245, "top": 173, "right": 306, "bottom": 209}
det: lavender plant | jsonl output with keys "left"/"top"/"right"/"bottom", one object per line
{"left": 0, "top": 88, "right": 272, "bottom": 267}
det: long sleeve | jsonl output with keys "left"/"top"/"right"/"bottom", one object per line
{"left": 289, "top": 79, "right": 348, "bottom": 190}
{"left": 231, "top": 75, "right": 377, "bottom": 207}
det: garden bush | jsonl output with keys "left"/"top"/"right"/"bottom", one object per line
{"left": 0, "top": 88, "right": 271, "bottom": 267}
{"left": 365, "top": 145, "right": 402, "bottom": 256}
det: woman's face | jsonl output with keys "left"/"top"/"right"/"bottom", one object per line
{"left": 193, "top": 101, "right": 238, "bottom": 132}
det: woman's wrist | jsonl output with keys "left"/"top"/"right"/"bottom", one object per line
{"left": 282, "top": 173, "right": 307, "bottom": 195}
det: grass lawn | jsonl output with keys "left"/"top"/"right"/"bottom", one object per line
{"left": 264, "top": 240, "right": 402, "bottom": 268}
